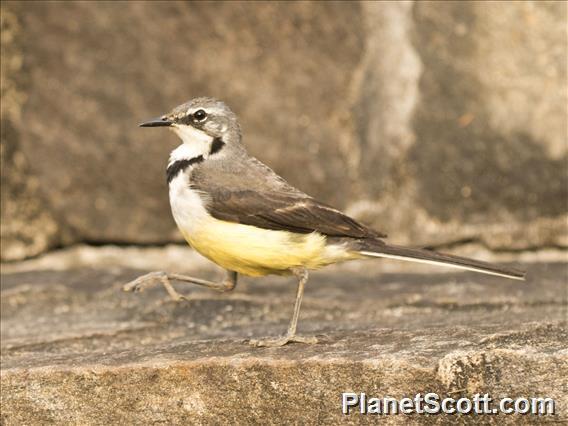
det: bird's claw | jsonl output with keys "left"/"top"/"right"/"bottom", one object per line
{"left": 247, "top": 335, "right": 319, "bottom": 347}
{"left": 122, "top": 271, "right": 190, "bottom": 302}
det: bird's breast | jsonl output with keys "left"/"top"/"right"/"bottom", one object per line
{"left": 168, "top": 171, "right": 211, "bottom": 236}
{"left": 167, "top": 171, "right": 358, "bottom": 276}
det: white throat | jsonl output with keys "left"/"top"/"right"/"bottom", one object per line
{"left": 168, "top": 124, "right": 213, "bottom": 165}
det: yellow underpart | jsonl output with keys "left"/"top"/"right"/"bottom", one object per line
{"left": 181, "top": 219, "right": 361, "bottom": 277}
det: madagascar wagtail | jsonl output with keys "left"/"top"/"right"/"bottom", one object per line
{"left": 124, "top": 97, "right": 525, "bottom": 347}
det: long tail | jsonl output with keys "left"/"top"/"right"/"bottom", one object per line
{"left": 359, "top": 243, "right": 526, "bottom": 281}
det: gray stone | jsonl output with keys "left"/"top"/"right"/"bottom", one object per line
{"left": 1, "top": 1, "right": 365, "bottom": 254}
{"left": 0, "top": 8, "right": 64, "bottom": 260}
{"left": 1, "top": 249, "right": 566, "bottom": 424}
{"left": 1, "top": 1, "right": 566, "bottom": 260}
{"left": 405, "top": 1, "right": 568, "bottom": 249}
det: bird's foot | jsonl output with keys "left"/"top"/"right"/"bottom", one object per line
{"left": 122, "top": 271, "right": 190, "bottom": 302}
{"left": 248, "top": 334, "right": 318, "bottom": 347}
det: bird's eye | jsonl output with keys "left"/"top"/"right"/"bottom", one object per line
{"left": 193, "top": 109, "right": 208, "bottom": 122}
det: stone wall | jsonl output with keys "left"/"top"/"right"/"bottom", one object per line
{"left": 1, "top": 1, "right": 566, "bottom": 261}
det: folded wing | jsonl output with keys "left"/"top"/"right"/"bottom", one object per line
{"left": 200, "top": 188, "right": 386, "bottom": 239}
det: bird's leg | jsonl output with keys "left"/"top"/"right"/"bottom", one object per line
{"left": 123, "top": 270, "right": 238, "bottom": 301}
{"left": 249, "top": 268, "right": 318, "bottom": 347}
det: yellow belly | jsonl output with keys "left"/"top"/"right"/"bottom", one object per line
{"left": 181, "top": 218, "right": 359, "bottom": 276}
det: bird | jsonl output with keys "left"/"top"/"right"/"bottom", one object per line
{"left": 124, "top": 97, "right": 525, "bottom": 347}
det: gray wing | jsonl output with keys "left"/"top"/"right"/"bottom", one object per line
{"left": 201, "top": 188, "right": 385, "bottom": 238}
{"left": 190, "top": 154, "right": 386, "bottom": 238}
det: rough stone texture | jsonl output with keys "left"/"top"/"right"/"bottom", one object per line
{"left": 1, "top": 248, "right": 566, "bottom": 424}
{"left": 0, "top": 8, "right": 63, "bottom": 261}
{"left": 349, "top": 1, "right": 568, "bottom": 250}
{"left": 1, "top": 1, "right": 567, "bottom": 260}
{"left": 0, "top": 1, "right": 365, "bottom": 254}
{"left": 404, "top": 1, "right": 568, "bottom": 249}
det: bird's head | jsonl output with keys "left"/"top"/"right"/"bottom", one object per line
{"left": 140, "top": 97, "right": 241, "bottom": 150}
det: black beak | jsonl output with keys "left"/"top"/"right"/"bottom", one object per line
{"left": 139, "top": 116, "right": 173, "bottom": 127}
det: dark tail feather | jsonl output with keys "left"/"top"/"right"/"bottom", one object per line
{"left": 359, "top": 243, "right": 526, "bottom": 280}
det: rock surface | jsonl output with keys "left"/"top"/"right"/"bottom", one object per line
{"left": 1, "top": 248, "right": 566, "bottom": 424}
{"left": 1, "top": 1, "right": 566, "bottom": 260}
{"left": 0, "top": 7, "right": 64, "bottom": 261}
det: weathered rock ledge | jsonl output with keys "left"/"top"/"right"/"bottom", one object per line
{"left": 1, "top": 252, "right": 566, "bottom": 424}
